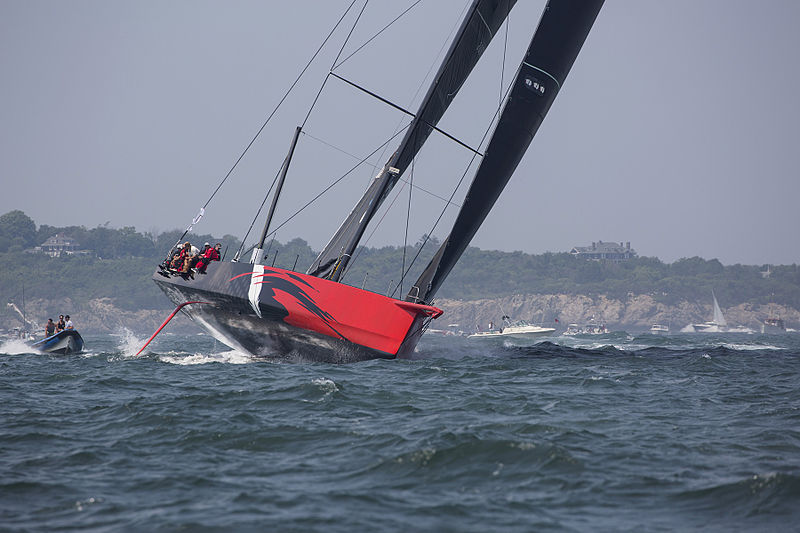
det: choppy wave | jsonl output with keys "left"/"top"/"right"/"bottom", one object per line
{"left": 1, "top": 332, "right": 798, "bottom": 531}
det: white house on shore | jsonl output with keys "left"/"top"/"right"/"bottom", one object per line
{"left": 570, "top": 241, "right": 636, "bottom": 261}
{"left": 31, "top": 234, "right": 91, "bottom": 257}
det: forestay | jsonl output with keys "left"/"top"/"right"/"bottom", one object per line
{"left": 308, "top": 0, "right": 518, "bottom": 281}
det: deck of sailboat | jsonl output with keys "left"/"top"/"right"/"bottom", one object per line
{"left": 153, "top": 262, "right": 440, "bottom": 362}
{"left": 149, "top": 0, "right": 605, "bottom": 362}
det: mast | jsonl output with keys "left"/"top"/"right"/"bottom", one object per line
{"left": 409, "top": 0, "right": 605, "bottom": 304}
{"left": 308, "top": 0, "right": 518, "bottom": 281}
{"left": 251, "top": 126, "right": 302, "bottom": 265}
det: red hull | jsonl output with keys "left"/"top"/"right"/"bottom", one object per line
{"left": 153, "top": 262, "right": 441, "bottom": 362}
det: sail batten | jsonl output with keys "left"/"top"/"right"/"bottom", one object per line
{"left": 308, "top": 0, "right": 519, "bottom": 280}
{"left": 410, "top": 0, "right": 605, "bottom": 303}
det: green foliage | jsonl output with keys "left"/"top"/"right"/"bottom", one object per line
{"left": 1, "top": 210, "right": 798, "bottom": 312}
{"left": 0, "top": 210, "right": 37, "bottom": 252}
{"left": 0, "top": 252, "right": 165, "bottom": 311}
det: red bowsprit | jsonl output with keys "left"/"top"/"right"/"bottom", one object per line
{"left": 136, "top": 300, "right": 211, "bottom": 356}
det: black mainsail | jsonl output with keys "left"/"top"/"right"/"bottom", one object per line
{"left": 409, "top": 0, "right": 605, "bottom": 304}
{"left": 308, "top": 0, "right": 518, "bottom": 281}
{"left": 150, "top": 0, "right": 606, "bottom": 364}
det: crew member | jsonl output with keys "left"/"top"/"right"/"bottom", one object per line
{"left": 170, "top": 243, "right": 190, "bottom": 270}
{"left": 197, "top": 242, "right": 221, "bottom": 273}
{"left": 45, "top": 318, "right": 55, "bottom": 337}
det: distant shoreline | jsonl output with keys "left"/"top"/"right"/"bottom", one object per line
{"left": 8, "top": 294, "right": 797, "bottom": 337}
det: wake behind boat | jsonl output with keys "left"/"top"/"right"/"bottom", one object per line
{"left": 563, "top": 323, "right": 609, "bottom": 336}
{"left": 150, "top": 0, "right": 605, "bottom": 362}
{"left": 29, "top": 330, "right": 84, "bottom": 355}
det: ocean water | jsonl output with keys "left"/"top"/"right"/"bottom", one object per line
{"left": 1, "top": 330, "right": 799, "bottom": 532}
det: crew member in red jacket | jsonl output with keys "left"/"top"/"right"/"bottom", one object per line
{"left": 197, "top": 242, "right": 221, "bottom": 273}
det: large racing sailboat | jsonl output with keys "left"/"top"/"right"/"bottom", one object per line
{"left": 151, "top": 0, "right": 605, "bottom": 362}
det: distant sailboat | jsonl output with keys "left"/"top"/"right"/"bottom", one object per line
{"left": 691, "top": 290, "right": 727, "bottom": 333}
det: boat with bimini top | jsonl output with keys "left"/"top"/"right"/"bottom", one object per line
{"left": 148, "top": 0, "right": 605, "bottom": 362}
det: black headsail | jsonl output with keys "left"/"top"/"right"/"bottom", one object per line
{"left": 308, "top": 0, "right": 518, "bottom": 281}
{"left": 408, "top": 0, "right": 604, "bottom": 304}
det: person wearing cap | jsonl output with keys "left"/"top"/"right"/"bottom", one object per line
{"left": 197, "top": 242, "right": 221, "bottom": 274}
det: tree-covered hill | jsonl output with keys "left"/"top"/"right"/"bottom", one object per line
{"left": 1, "top": 210, "right": 799, "bottom": 315}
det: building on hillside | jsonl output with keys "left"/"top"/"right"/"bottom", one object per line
{"left": 31, "top": 234, "right": 91, "bottom": 257}
{"left": 570, "top": 240, "right": 636, "bottom": 261}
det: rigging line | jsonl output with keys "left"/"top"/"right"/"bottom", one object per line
{"left": 342, "top": 168, "right": 409, "bottom": 282}
{"left": 260, "top": 125, "right": 410, "bottom": 240}
{"left": 234, "top": 165, "right": 284, "bottom": 261}
{"left": 333, "top": 0, "right": 423, "bottom": 70}
{"left": 330, "top": 72, "right": 483, "bottom": 157}
{"left": 369, "top": 1, "right": 469, "bottom": 182}
{"left": 302, "top": 130, "right": 381, "bottom": 167}
{"left": 333, "top": 0, "right": 371, "bottom": 69}
{"left": 301, "top": 0, "right": 370, "bottom": 128}
{"left": 401, "top": 147, "right": 416, "bottom": 297}
{"left": 175, "top": 0, "right": 359, "bottom": 252}
{"left": 302, "top": 130, "right": 461, "bottom": 208}
{"left": 399, "top": 178, "right": 460, "bottom": 208}
{"left": 208, "top": 0, "right": 358, "bottom": 212}
{"left": 499, "top": 0, "right": 510, "bottom": 108}
{"left": 393, "top": 67, "right": 518, "bottom": 298}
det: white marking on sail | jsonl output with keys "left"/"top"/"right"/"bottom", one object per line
{"left": 522, "top": 62, "right": 561, "bottom": 89}
{"left": 248, "top": 265, "right": 264, "bottom": 318}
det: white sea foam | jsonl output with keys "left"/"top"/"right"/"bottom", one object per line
{"left": 312, "top": 377, "right": 339, "bottom": 394}
{"left": 723, "top": 343, "right": 783, "bottom": 351}
{"left": 0, "top": 339, "right": 36, "bottom": 355}
{"left": 116, "top": 328, "right": 147, "bottom": 358}
{"left": 159, "top": 349, "right": 253, "bottom": 365}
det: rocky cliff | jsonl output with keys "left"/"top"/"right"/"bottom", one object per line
{"left": 435, "top": 293, "right": 799, "bottom": 332}
{"left": 8, "top": 294, "right": 798, "bottom": 336}
{"left": 7, "top": 298, "right": 198, "bottom": 336}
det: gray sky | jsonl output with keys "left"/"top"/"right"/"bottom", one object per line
{"left": 2, "top": 0, "right": 799, "bottom": 265}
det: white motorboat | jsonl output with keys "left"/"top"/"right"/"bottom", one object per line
{"left": 468, "top": 318, "right": 555, "bottom": 339}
